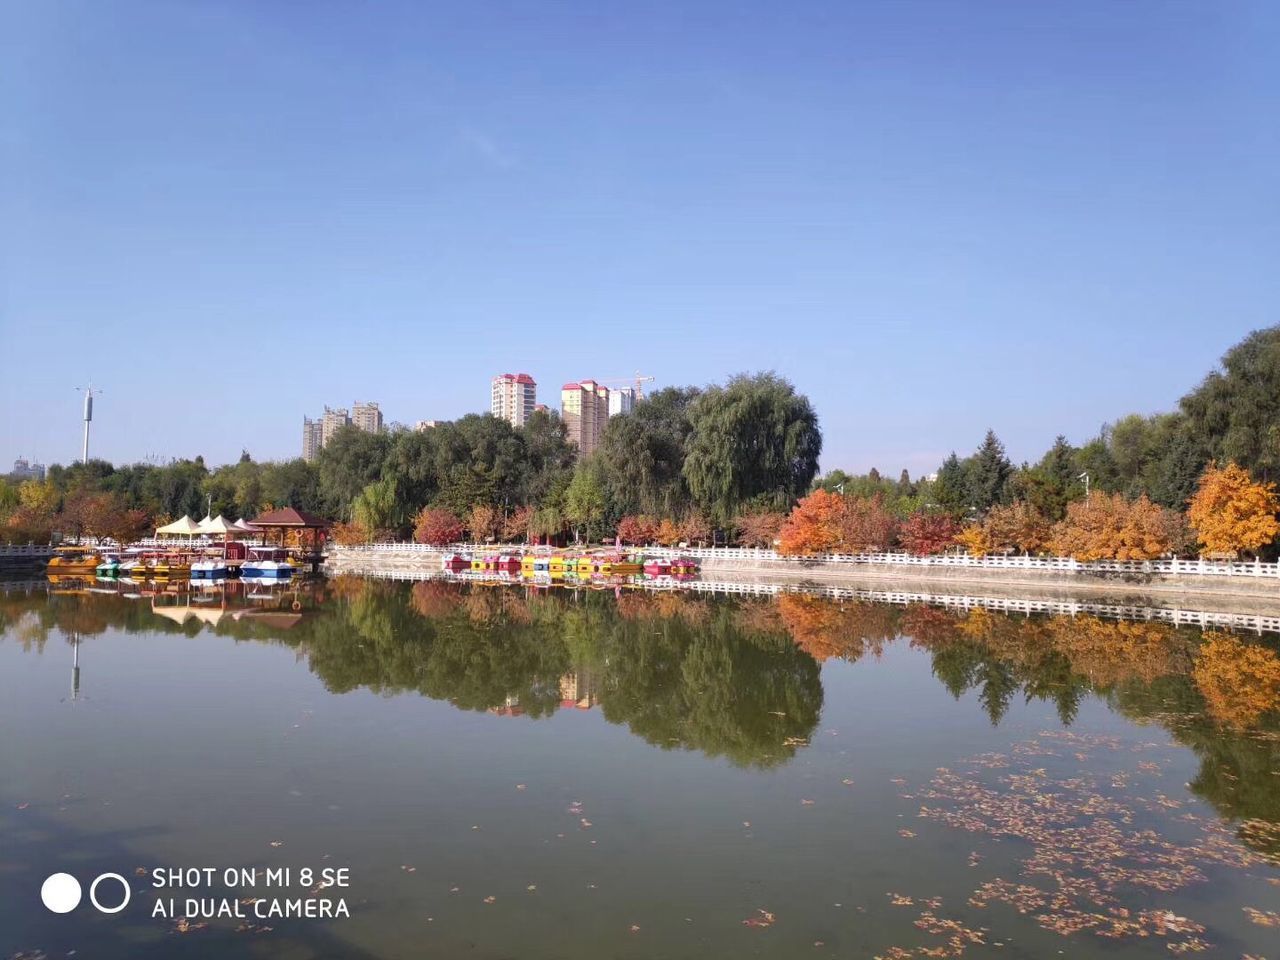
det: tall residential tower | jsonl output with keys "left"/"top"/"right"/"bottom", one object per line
{"left": 561, "top": 380, "right": 610, "bottom": 456}
{"left": 491, "top": 373, "right": 537, "bottom": 428}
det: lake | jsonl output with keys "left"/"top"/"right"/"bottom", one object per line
{"left": 3, "top": 574, "right": 1278, "bottom": 959}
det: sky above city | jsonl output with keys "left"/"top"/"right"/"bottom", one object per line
{"left": 2, "top": 1, "right": 1277, "bottom": 476}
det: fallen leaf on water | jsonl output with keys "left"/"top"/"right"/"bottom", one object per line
{"left": 898, "top": 829, "right": 917, "bottom": 838}
{"left": 629, "top": 924, "right": 640, "bottom": 933}
{"left": 526, "top": 884, "right": 537, "bottom": 892}
{"left": 841, "top": 779, "right": 854, "bottom": 786}
{"left": 800, "top": 799, "right": 816, "bottom": 806}
{"left": 742, "top": 908, "right": 776, "bottom": 928}
{"left": 1243, "top": 907, "right": 1279, "bottom": 927}
{"left": 269, "top": 841, "right": 283, "bottom": 848}
{"left": 515, "top": 784, "right": 526, "bottom": 791}
{"left": 482, "top": 895, "right": 496, "bottom": 904}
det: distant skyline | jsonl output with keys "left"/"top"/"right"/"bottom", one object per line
{"left": 3, "top": 1, "right": 1277, "bottom": 475}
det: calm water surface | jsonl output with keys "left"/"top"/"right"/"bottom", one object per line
{"left": 2, "top": 576, "right": 1278, "bottom": 959}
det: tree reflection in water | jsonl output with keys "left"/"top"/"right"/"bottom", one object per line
{"left": 2, "top": 576, "right": 1278, "bottom": 853}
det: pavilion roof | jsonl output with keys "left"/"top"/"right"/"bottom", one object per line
{"left": 249, "top": 507, "right": 333, "bottom": 529}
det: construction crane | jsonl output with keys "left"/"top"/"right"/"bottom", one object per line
{"left": 594, "top": 372, "right": 656, "bottom": 400}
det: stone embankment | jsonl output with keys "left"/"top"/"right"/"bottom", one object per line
{"left": 325, "top": 544, "right": 1280, "bottom": 613}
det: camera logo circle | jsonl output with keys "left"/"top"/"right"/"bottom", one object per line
{"left": 89, "top": 873, "right": 131, "bottom": 913}
{"left": 40, "top": 873, "right": 82, "bottom": 913}
{"left": 42, "top": 872, "right": 131, "bottom": 914}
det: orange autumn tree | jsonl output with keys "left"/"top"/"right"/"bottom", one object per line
{"left": 331, "top": 520, "right": 371, "bottom": 545}
{"left": 466, "top": 503, "right": 502, "bottom": 543}
{"left": 655, "top": 518, "right": 682, "bottom": 547}
{"left": 1186, "top": 461, "right": 1280, "bottom": 558}
{"left": 1192, "top": 631, "right": 1280, "bottom": 729}
{"left": 1047, "top": 492, "right": 1171, "bottom": 561}
{"left": 777, "top": 489, "right": 845, "bottom": 555}
{"left": 984, "top": 501, "right": 1051, "bottom": 555}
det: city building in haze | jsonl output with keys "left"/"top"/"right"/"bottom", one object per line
{"left": 10, "top": 457, "right": 46, "bottom": 481}
{"left": 608, "top": 386, "right": 636, "bottom": 417}
{"left": 301, "top": 418, "right": 323, "bottom": 462}
{"left": 320, "top": 406, "right": 350, "bottom": 447}
{"left": 415, "top": 419, "right": 442, "bottom": 431}
{"left": 490, "top": 373, "right": 537, "bottom": 428}
{"left": 351, "top": 401, "right": 384, "bottom": 434}
{"left": 561, "top": 379, "right": 610, "bottom": 455}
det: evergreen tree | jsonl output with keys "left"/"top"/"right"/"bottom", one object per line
{"left": 966, "top": 430, "right": 1012, "bottom": 513}
{"left": 933, "top": 453, "right": 970, "bottom": 516}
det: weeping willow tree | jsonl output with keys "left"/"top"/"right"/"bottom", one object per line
{"left": 682, "top": 372, "right": 821, "bottom": 524}
{"left": 351, "top": 477, "right": 400, "bottom": 537}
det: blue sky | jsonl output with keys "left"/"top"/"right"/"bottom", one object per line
{"left": 2, "top": 0, "right": 1276, "bottom": 476}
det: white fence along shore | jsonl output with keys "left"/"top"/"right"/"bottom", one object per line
{"left": 332, "top": 542, "right": 1280, "bottom": 580}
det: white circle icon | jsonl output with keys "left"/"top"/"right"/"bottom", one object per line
{"left": 89, "top": 873, "right": 131, "bottom": 914}
{"left": 41, "top": 873, "right": 82, "bottom": 913}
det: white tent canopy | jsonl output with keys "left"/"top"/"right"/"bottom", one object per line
{"left": 156, "top": 515, "right": 201, "bottom": 536}
{"left": 196, "top": 515, "right": 239, "bottom": 535}
{"left": 233, "top": 519, "right": 260, "bottom": 532}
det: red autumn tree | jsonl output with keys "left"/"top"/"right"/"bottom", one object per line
{"left": 734, "top": 510, "right": 787, "bottom": 549}
{"left": 502, "top": 505, "right": 534, "bottom": 543}
{"left": 837, "top": 494, "right": 898, "bottom": 553}
{"left": 413, "top": 507, "right": 465, "bottom": 546}
{"left": 679, "top": 513, "right": 713, "bottom": 547}
{"left": 899, "top": 512, "right": 958, "bottom": 556}
{"left": 616, "top": 514, "right": 660, "bottom": 545}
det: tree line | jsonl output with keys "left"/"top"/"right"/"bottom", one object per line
{"left": 0, "top": 372, "right": 823, "bottom": 547}
{"left": 6, "top": 327, "right": 1280, "bottom": 553}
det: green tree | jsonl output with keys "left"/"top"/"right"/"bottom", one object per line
{"left": 683, "top": 373, "right": 821, "bottom": 524}
{"left": 597, "top": 387, "right": 699, "bottom": 517}
{"left": 966, "top": 430, "right": 1012, "bottom": 513}
{"left": 933, "top": 453, "right": 970, "bottom": 516}
{"left": 351, "top": 477, "right": 401, "bottom": 538}
{"left": 316, "top": 425, "right": 392, "bottom": 517}
{"left": 1180, "top": 326, "right": 1280, "bottom": 480}
{"left": 565, "top": 457, "right": 608, "bottom": 542}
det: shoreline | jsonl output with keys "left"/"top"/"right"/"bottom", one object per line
{"left": 324, "top": 546, "right": 1280, "bottom": 614}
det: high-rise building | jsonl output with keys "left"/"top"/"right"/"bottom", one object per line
{"left": 490, "top": 373, "right": 537, "bottom": 428}
{"left": 301, "top": 418, "right": 323, "bottom": 462}
{"left": 415, "top": 419, "right": 442, "bottom": 431}
{"left": 561, "top": 380, "right": 610, "bottom": 456}
{"left": 608, "top": 387, "right": 636, "bottom": 417}
{"left": 351, "top": 401, "right": 383, "bottom": 434}
{"left": 320, "top": 406, "right": 350, "bottom": 447}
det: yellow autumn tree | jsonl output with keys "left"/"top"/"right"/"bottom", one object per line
{"left": 1186, "top": 461, "right": 1280, "bottom": 557}
{"left": 1192, "top": 631, "right": 1280, "bottom": 729}
{"left": 954, "top": 523, "right": 991, "bottom": 557}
